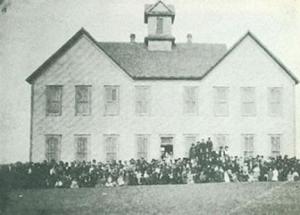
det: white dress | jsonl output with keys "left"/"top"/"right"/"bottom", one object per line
{"left": 272, "top": 169, "right": 278, "bottom": 182}
{"left": 224, "top": 171, "right": 230, "bottom": 183}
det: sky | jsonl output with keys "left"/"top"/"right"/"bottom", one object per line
{"left": 0, "top": 0, "right": 300, "bottom": 163}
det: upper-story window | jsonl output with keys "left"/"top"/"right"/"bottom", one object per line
{"left": 214, "top": 87, "right": 229, "bottom": 116}
{"left": 74, "top": 134, "right": 90, "bottom": 161}
{"left": 156, "top": 17, "right": 163, "bottom": 34}
{"left": 183, "top": 86, "right": 198, "bottom": 114}
{"left": 46, "top": 85, "right": 62, "bottom": 116}
{"left": 241, "top": 87, "right": 256, "bottom": 116}
{"left": 268, "top": 87, "right": 282, "bottom": 116}
{"left": 75, "top": 85, "right": 91, "bottom": 116}
{"left": 104, "top": 86, "right": 120, "bottom": 115}
{"left": 270, "top": 134, "right": 281, "bottom": 157}
{"left": 135, "top": 86, "right": 151, "bottom": 115}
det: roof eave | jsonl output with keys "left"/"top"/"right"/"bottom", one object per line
{"left": 26, "top": 28, "right": 135, "bottom": 84}
{"left": 133, "top": 76, "right": 203, "bottom": 80}
{"left": 247, "top": 31, "right": 299, "bottom": 84}
{"left": 26, "top": 28, "right": 88, "bottom": 84}
{"left": 202, "top": 31, "right": 299, "bottom": 84}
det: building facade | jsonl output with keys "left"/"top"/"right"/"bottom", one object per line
{"left": 26, "top": 1, "right": 298, "bottom": 162}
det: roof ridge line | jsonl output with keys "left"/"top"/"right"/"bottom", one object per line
{"left": 201, "top": 31, "right": 298, "bottom": 84}
{"left": 148, "top": 0, "right": 173, "bottom": 14}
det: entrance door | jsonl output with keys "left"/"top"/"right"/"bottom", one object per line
{"left": 160, "top": 136, "right": 174, "bottom": 159}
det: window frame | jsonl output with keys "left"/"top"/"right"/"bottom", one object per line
{"left": 74, "top": 134, "right": 90, "bottom": 161}
{"left": 75, "top": 85, "right": 92, "bottom": 116}
{"left": 45, "top": 85, "right": 63, "bottom": 116}
{"left": 269, "top": 134, "right": 281, "bottom": 157}
{"left": 156, "top": 16, "right": 164, "bottom": 34}
{"left": 268, "top": 87, "right": 283, "bottom": 117}
{"left": 104, "top": 85, "right": 120, "bottom": 116}
{"left": 135, "top": 86, "right": 151, "bottom": 116}
{"left": 136, "top": 134, "right": 150, "bottom": 160}
{"left": 214, "top": 134, "right": 229, "bottom": 150}
{"left": 242, "top": 134, "right": 255, "bottom": 157}
{"left": 183, "top": 134, "right": 199, "bottom": 157}
{"left": 183, "top": 86, "right": 199, "bottom": 115}
{"left": 240, "top": 87, "right": 256, "bottom": 116}
{"left": 104, "top": 134, "right": 119, "bottom": 162}
{"left": 213, "top": 86, "right": 229, "bottom": 117}
{"left": 45, "top": 134, "right": 62, "bottom": 162}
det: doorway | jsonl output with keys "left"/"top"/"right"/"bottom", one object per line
{"left": 160, "top": 136, "right": 174, "bottom": 159}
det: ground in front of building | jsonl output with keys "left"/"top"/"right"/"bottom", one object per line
{"left": 4, "top": 182, "right": 300, "bottom": 215}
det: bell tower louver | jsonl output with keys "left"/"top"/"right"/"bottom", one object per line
{"left": 144, "top": 1, "right": 175, "bottom": 51}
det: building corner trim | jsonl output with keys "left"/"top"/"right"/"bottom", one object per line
{"left": 29, "top": 84, "right": 34, "bottom": 162}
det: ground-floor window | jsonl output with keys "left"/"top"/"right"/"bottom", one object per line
{"left": 160, "top": 135, "right": 174, "bottom": 159}
{"left": 242, "top": 134, "right": 254, "bottom": 157}
{"left": 214, "top": 134, "right": 229, "bottom": 150}
{"left": 45, "top": 134, "right": 61, "bottom": 161}
{"left": 74, "top": 134, "right": 90, "bottom": 161}
{"left": 270, "top": 134, "right": 281, "bottom": 157}
{"left": 136, "top": 134, "right": 149, "bottom": 159}
{"left": 183, "top": 134, "right": 198, "bottom": 157}
{"left": 104, "top": 134, "right": 119, "bottom": 161}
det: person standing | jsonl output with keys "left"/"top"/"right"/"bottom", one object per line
{"left": 272, "top": 167, "right": 279, "bottom": 182}
{"left": 200, "top": 139, "right": 206, "bottom": 161}
{"left": 206, "top": 137, "right": 213, "bottom": 153}
{"left": 189, "top": 143, "right": 197, "bottom": 159}
{"left": 0, "top": 166, "right": 10, "bottom": 214}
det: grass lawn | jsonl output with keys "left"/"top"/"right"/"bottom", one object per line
{"left": 3, "top": 182, "right": 300, "bottom": 215}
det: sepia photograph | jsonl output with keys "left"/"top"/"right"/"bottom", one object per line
{"left": 1, "top": 0, "right": 300, "bottom": 214}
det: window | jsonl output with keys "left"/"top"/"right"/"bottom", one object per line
{"left": 214, "top": 87, "right": 229, "bottom": 116}
{"left": 104, "top": 134, "right": 119, "bottom": 161}
{"left": 135, "top": 86, "right": 151, "bottom": 115}
{"left": 160, "top": 135, "right": 174, "bottom": 158}
{"left": 243, "top": 134, "right": 254, "bottom": 157}
{"left": 156, "top": 17, "right": 163, "bottom": 34}
{"left": 215, "top": 134, "right": 228, "bottom": 150}
{"left": 136, "top": 134, "right": 149, "bottom": 159}
{"left": 45, "top": 135, "right": 61, "bottom": 161}
{"left": 104, "top": 86, "right": 119, "bottom": 115}
{"left": 241, "top": 87, "right": 256, "bottom": 116}
{"left": 184, "top": 87, "right": 198, "bottom": 114}
{"left": 183, "top": 134, "right": 198, "bottom": 157}
{"left": 161, "top": 136, "right": 174, "bottom": 145}
{"left": 46, "top": 85, "right": 62, "bottom": 116}
{"left": 268, "top": 87, "right": 282, "bottom": 116}
{"left": 75, "top": 135, "right": 89, "bottom": 161}
{"left": 270, "top": 134, "right": 281, "bottom": 157}
{"left": 75, "top": 85, "right": 91, "bottom": 115}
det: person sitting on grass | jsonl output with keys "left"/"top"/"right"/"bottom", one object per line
{"left": 70, "top": 178, "right": 79, "bottom": 188}
{"left": 105, "top": 174, "right": 115, "bottom": 187}
{"left": 292, "top": 168, "right": 299, "bottom": 181}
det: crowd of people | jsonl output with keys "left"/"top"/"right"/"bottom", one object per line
{"left": 1, "top": 138, "right": 300, "bottom": 190}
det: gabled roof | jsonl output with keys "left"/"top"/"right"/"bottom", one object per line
{"left": 26, "top": 28, "right": 135, "bottom": 83}
{"left": 144, "top": 1, "right": 175, "bottom": 23}
{"left": 98, "top": 42, "right": 226, "bottom": 79}
{"left": 26, "top": 28, "right": 298, "bottom": 84}
{"left": 203, "top": 31, "right": 299, "bottom": 84}
{"left": 26, "top": 28, "right": 226, "bottom": 83}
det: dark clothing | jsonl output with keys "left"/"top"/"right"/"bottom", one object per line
{"left": 207, "top": 140, "right": 213, "bottom": 152}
